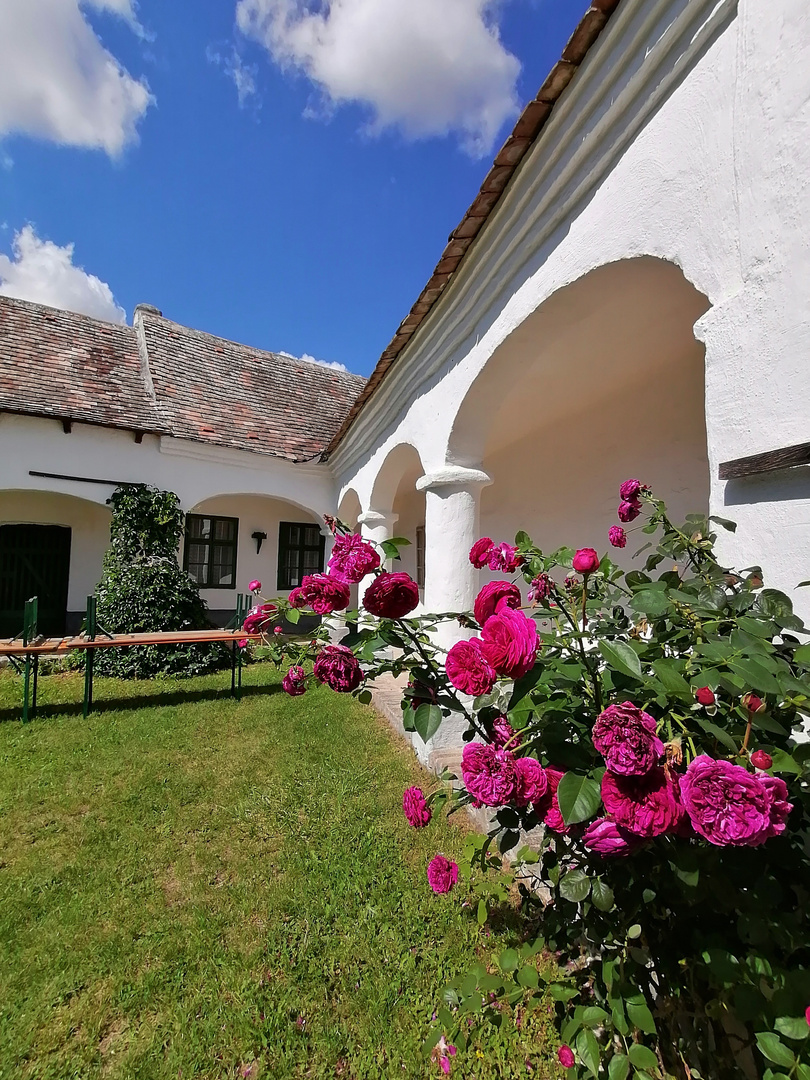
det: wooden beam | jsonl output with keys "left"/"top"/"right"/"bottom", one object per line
{"left": 62, "top": 419, "right": 72, "bottom": 434}
{"left": 719, "top": 441, "right": 810, "bottom": 480}
{"left": 134, "top": 430, "right": 145, "bottom": 444}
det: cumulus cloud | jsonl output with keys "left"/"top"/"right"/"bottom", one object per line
{"left": 206, "top": 44, "right": 259, "bottom": 107}
{"left": 0, "top": 226, "right": 126, "bottom": 323}
{"left": 235, "top": 0, "right": 520, "bottom": 156}
{"left": 279, "top": 349, "right": 348, "bottom": 372}
{"left": 0, "top": 0, "right": 152, "bottom": 156}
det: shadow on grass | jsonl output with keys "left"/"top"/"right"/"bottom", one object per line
{"left": 0, "top": 681, "right": 284, "bottom": 724}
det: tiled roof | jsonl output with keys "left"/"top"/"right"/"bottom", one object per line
{"left": 323, "top": 0, "right": 623, "bottom": 458}
{"left": 0, "top": 295, "right": 365, "bottom": 463}
{"left": 0, "top": 296, "right": 163, "bottom": 434}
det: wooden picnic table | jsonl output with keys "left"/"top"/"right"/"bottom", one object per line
{"left": 0, "top": 629, "right": 260, "bottom": 656}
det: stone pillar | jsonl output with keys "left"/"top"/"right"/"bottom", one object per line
{"left": 357, "top": 509, "right": 399, "bottom": 616}
{"left": 416, "top": 466, "right": 492, "bottom": 651}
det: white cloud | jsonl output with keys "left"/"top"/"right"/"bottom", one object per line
{"left": 0, "top": 226, "right": 126, "bottom": 323}
{"left": 0, "top": 0, "right": 152, "bottom": 156}
{"left": 279, "top": 349, "right": 348, "bottom": 372}
{"left": 235, "top": 0, "right": 520, "bottom": 156}
{"left": 206, "top": 44, "right": 259, "bottom": 108}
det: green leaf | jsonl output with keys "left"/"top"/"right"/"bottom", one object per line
{"left": 557, "top": 773, "right": 602, "bottom": 825}
{"left": 608, "top": 1054, "right": 630, "bottom": 1080}
{"left": 357, "top": 689, "right": 372, "bottom": 705}
{"left": 286, "top": 606, "right": 301, "bottom": 624}
{"left": 769, "top": 749, "right": 801, "bottom": 775}
{"left": 576, "top": 1027, "right": 600, "bottom": 1077}
{"left": 710, "top": 514, "right": 737, "bottom": 532}
{"left": 477, "top": 899, "right": 488, "bottom": 926}
{"left": 697, "top": 719, "right": 739, "bottom": 753}
{"left": 628, "top": 1044, "right": 659, "bottom": 1071}
{"left": 650, "top": 659, "right": 692, "bottom": 699}
{"left": 591, "top": 878, "right": 615, "bottom": 912}
{"left": 412, "top": 704, "right": 442, "bottom": 744}
{"left": 630, "top": 590, "right": 671, "bottom": 618}
{"left": 498, "top": 949, "right": 519, "bottom": 972}
{"left": 599, "top": 640, "right": 643, "bottom": 681}
{"left": 794, "top": 644, "right": 810, "bottom": 668}
{"left": 581, "top": 1006, "right": 608, "bottom": 1027}
{"left": 559, "top": 869, "right": 591, "bottom": 903}
{"left": 774, "top": 1016, "right": 810, "bottom": 1040}
{"left": 549, "top": 983, "right": 579, "bottom": 1002}
{"left": 756, "top": 1032, "right": 796, "bottom": 1068}
{"left": 627, "top": 999, "right": 656, "bottom": 1035}
{"left": 387, "top": 536, "right": 411, "bottom": 547}
{"left": 517, "top": 965, "right": 539, "bottom": 989}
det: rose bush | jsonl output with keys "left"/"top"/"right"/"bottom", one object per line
{"left": 247, "top": 489, "right": 810, "bottom": 1079}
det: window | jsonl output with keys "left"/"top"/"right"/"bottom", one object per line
{"left": 278, "top": 522, "right": 325, "bottom": 589}
{"left": 416, "top": 525, "right": 426, "bottom": 590}
{"left": 183, "top": 515, "right": 238, "bottom": 588}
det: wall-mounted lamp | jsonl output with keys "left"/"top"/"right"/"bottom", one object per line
{"left": 251, "top": 530, "right": 268, "bottom": 554}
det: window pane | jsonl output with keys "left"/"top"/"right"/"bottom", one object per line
{"left": 303, "top": 526, "right": 321, "bottom": 547}
{"left": 303, "top": 549, "right": 321, "bottom": 572}
{"left": 288, "top": 525, "right": 300, "bottom": 547}
{"left": 187, "top": 516, "right": 210, "bottom": 539}
{"left": 213, "top": 519, "right": 235, "bottom": 542}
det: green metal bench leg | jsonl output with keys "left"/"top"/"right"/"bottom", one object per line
{"left": 231, "top": 641, "right": 237, "bottom": 697}
{"left": 83, "top": 650, "right": 94, "bottom": 718}
{"left": 237, "top": 641, "right": 243, "bottom": 701}
{"left": 22, "top": 655, "right": 31, "bottom": 724}
{"left": 31, "top": 655, "right": 39, "bottom": 719}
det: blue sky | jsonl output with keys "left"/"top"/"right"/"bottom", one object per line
{"left": 0, "top": 0, "right": 586, "bottom": 376}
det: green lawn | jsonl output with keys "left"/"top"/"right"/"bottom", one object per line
{"left": 0, "top": 664, "right": 557, "bottom": 1079}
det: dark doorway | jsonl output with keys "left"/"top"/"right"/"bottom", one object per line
{"left": 0, "top": 525, "right": 72, "bottom": 637}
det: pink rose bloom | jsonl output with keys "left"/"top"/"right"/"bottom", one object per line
{"left": 313, "top": 644, "right": 363, "bottom": 693}
{"left": 514, "top": 757, "right": 548, "bottom": 807}
{"left": 481, "top": 607, "right": 538, "bottom": 680}
{"left": 750, "top": 750, "right": 773, "bottom": 770}
{"left": 289, "top": 573, "right": 351, "bottom": 614}
{"left": 680, "top": 755, "right": 792, "bottom": 846}
{"left": 242, "top": 603, "right": 277, "bottom": 634}
{"left": 583, "top": 818, "right": 645, "bottom": 857}
{"left": 363, "top": 571, "right": 420, "bottom": 619}
{"left": 695, "top": 687, "right": 715, "bottom": 706}
{"left": 608, "top": 526, "right": 627, "bottom": 549}
{"left": 572, "top": 548, "right": 600, "bottom": 574}
{"left": 487, "top": 542, "right": 524, "bottom": 573}
{"left": 403, "top": 786, "right": 432, "bottom": 828}
{"left": 427, "top": 854, "right": 458, "bottom": 894}
{"left": 491, "top": 715, "right": 517, "bottom": 748}
{"left": 558, "top": 1045, "right": 576, "bottom": 1069}
{"left": 474, "top": 580, "right": 521, "bottom": 627}
{"left": 248, "top": 579, "right": 262, "bottom": 593}
{"left": 528, "top": 573, "right": 552, "bottom": 602}
{"left": 273, "top": 625, "right": 283, "bottom": 635}
{"left": 469, "top": 537, "right": 495, "bottom": 568}
{"left": 805, "top": 1006, "right": 810, "bottom": 1027}
{"left": 592, "top": 702, "right": 664, "bottom": 777}
{"left": 281, "top": 665, "right": 307, "bottom": 697}
{"left": 618, "top": 499, "right": 642, "bottom": 523}
{"left": 619, "top": 478, "right": 643, "bottom": 500}
{"left": 461, "top": 743, "right": 519, "bottom": 807}
{"left": 328, "top": 532, "right": 381, "bottom": 583}
{"left": 602, "top": 768, "right": 685, "bottom": 837}
{"left": 538, "top": 766, "right": 574, "bottom": 834}
{"left": 445, "top": 638, "right": 497, "bottom": 696}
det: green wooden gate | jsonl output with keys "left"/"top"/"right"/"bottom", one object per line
{"left": 0, "top": 525, "right": 72, "bottom": 638}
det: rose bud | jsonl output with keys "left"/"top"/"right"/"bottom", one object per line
{"left": 750, "top": 750, "right": 773, "bottom": 770}
{"left": 572, "top": 548, "right": 600, "bottom": 574}
{"left": 248, "top": 579, "right": 262, "bottom": 593}
{"left": 695, "top": 687, "right": 715, "bottom": 706}
{"left": 742, "top": 692, "right": 764, "bottom": 713}
{"left": 558, "top": 1045, "right": 576, "bottom": 1069}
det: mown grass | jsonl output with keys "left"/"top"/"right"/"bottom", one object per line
{"left": 0, "top": 665, "right": 558, "bottom": 1079}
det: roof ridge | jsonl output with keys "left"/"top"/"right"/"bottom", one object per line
{"left": 0, "top": 292, "right": 132, "bottom": 332}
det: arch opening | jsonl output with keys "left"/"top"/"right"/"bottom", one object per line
{"left": 370, "top": 444, "right": 426, "bottom": 593}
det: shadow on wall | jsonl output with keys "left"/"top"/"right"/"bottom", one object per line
{"left": 723, "top": 467, "right": 810, "bottom": 506}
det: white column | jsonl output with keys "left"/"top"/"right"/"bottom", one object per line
{"left": 416, "top": 466, "right": 492, "bottom": 650}
{"left": 357, "top": 509, "right": 399, "bottom": 616}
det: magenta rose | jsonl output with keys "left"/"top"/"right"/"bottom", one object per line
{"left": 289, "top": 573, "right": 351, "bottom": 614}
{"left": 602, "top": 768, "right": 685, "bottom": 837}
{"left": 281, "top": 665, "right": 307, "bottom": 696}
{"left": 514, "top": 757, "right": 548, "bottom": 807}
{"left": 538, "top": 766, "right": 574, "bottom": 834}
{"left": 474, "top": 580, "right": 521, "bottom": 626}
{"left": 572, "top": 548, "right": 600, "bottom": 574}
{"left": 469, "top": 537, "right": 495, "bottom": 568}
{"left": 680, "top": 755, "right": 792, "bottom": 846}
{"left": 427, "top": 854, "right": 458, "bottom": 894}
{"left": 490, "top": 715, "right": 517, "bottom": 749}
{"left": 592, "top": 702, "right": 664, "bottom": 777}
{"left": 618, "top": 499, "right": 642, "bottom": 523}
{"left": 313, "top": 644, "right": 363, "bottom": 692}
{"left": 528, "top": 573, "right": 552, "bottom": 601}
{"left": 487, "top": 542, "right": 523, "bottom": 573}
{"left": 445, "top": 638, "right": 497, "bottom": 696}
{"left": 328, "top": 532, "right": 381, "bottom": 583}
{"left": 619, "top": 478, "right": 643, "bottom": 500}
{"left": 403, "top": 786, "right": 432, "bottom": 828}
{"left": 558, "top": 1045, "right": 576, "bottom": 1069}
{"left": 248, "top": 578, "right": 262, "bottom": 593}
{"left": 461, "top": 743, "right": 519, "bottom": 807}
{"left": 481, "top": 607, "right": 538, "bottom": 680}
{"left": 363, "top": 571, "right": 420, "bottom": 619}
{"left": 750, "top": 750, "right": 773, "bottom": 770}
{"left": 242, "top": 603, "right": 277, "bottom": 633}
{"left": 583, "top": 818, "right": 645, "bottom": 858}
{"left": 608, "top": 526, "right": 627, "bottom": 549}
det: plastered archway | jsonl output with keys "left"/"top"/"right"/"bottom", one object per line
{"left": 369, "top": 444, "right": 426, "bottom": 590}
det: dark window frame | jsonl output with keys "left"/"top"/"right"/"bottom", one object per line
{"left": 277, "top": 521, "right": 326, "bottom": 590}
{"left": 183, "top": 514, "right": 239, "bottom": 589}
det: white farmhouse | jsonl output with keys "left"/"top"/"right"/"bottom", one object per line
{"left": 1, "top": 0, "right": 809, "bottom": 657}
